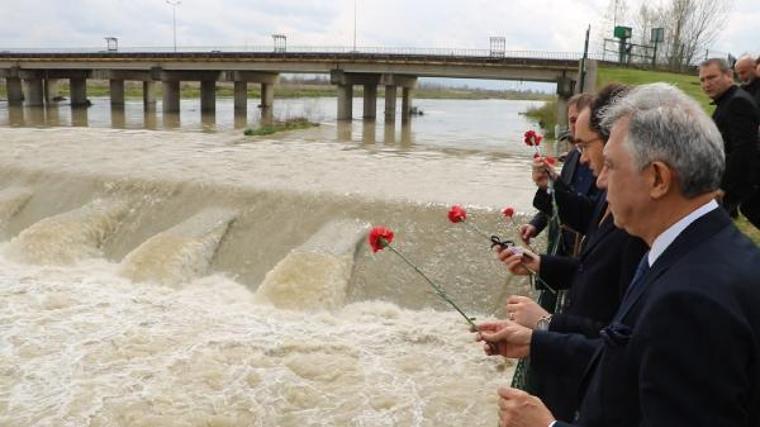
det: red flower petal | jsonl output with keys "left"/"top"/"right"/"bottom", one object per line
{"left": 533, "top": 153, "right": 541, "bottom": 159}
{"left": 369, "top": 226, "right": 394, "bottom": 253}
{"left": 502, "top": 207, "right": 515, "bottom": 218}
{"left": 448, "top": 204, "right": 468, "bottom": 223}
{"left": 535, "top": 134, "right": 543, "bottom": 146}
{"left": 523, "top": 130, "right": 535, "bottom": 146}
{"left": 545, "top": 156, "right": 556, "bottom": 166}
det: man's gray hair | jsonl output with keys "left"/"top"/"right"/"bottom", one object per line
{"left": 700, "top": 58, "right": 732, "bottom": 74}
{"left": 601, "top": 83, "right": 725, "bottom": 198}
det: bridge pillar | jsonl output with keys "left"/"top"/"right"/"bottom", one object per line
{"left": 381, "top": 74, "right": 417, "bottom": 122}
{"left": 200, "top": 80, "right": 216, "bottom": 113}
{"left": 234, "top": 81, "right": 247, "bottom": 115}
{"left": 44, "top": 79, "right": 60, "bottom": 104}
{"left": 337, "top": 84, "right": 353, "bottom": 121}
{"left": 110, "top": 79, "right": 125, "bottom": 106}
{"left": 363, "top": 84, "right": 377, "bottom": 119}
{"left": 143, "top": 81, "right": 157, "bottom": 111}
{"left": 6, "top": 77, "right": 23, "bottom": 106}
{"left": 556, "top": 75, "right": 574, "bottom": 133}
{"left": 70, "top": 77, "right": 88, "bottom": 106}
{"left": 556, "top": 96, "right": 569, "bottom": 134}
{"left": 260, "top": 83, "right": 274, "bottom": 109}
{"left": 384, "top": 85, "right": 397, "bottom": 122}
{"left": 162, "top": 81, "right": 180, "bottom": 113}
{"left": 22, "top": 78, "right": 44, "bottom": 107}
{"left": 401, "top": 87, "right": 414, "bottom": 122}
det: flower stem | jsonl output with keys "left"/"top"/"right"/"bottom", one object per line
{"left": 462, "top": 221, "right": 493, "bottom": 241}
{"left": 386, "top": 244, "right": 477, "bottom": 329}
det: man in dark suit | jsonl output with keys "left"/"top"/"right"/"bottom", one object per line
{"left": 520, "top": 93, "right": 598, "bottom": 255}
{"left": 699, "top": 58, "right": 760, "bottom": 228}
{"left": 502, "top": 88, "right": 647, "bottom": 421}
{"left": 735, "top": 55, "right": 760, "bottom": 106}
{"left": 478, "top": 83, "right": 760, "bottom": 426}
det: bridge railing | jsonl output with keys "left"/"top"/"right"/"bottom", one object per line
{"left": 0, "top": 45, "right": 603, "bottom": 61}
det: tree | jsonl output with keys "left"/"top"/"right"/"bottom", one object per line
{"left": 626, "top": 0, "right": 730, "bottom": 70}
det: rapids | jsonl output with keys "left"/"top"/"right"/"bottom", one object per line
{"left": 0, "top": 125, "right": 545, "bottom": 426}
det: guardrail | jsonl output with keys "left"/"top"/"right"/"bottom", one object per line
{"left": 0, "top": 45, "right": 608, "bottom": 61}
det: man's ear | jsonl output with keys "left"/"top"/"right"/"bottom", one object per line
{"left": 649, "top": 161, "right": 673, "bottom": 199}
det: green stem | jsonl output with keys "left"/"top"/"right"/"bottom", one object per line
{"left": 386, "top": 244, "right": 477, "bottom": 329}
{"left": 462, "top": 221, "right": 493, "bottom": 241}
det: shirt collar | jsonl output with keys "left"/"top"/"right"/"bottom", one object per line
{"left": 648, "top": 199, "right": 719, "bottom": 266}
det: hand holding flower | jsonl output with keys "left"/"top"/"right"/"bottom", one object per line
{"left": 496, "top": 246, "right": 541, "bottom": 276}
{"left": 505, "top": 295, "right": 550, "bottom": 329}
{"left": 475, "top": 320, "right": 533, "bottom": 359}
{"left": 518, "top": 224, "right": 537, "bottom": 246}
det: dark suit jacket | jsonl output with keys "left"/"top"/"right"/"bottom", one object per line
{"left": 530, "top": 192, "right": 648, "bottom": 421}
{"left": 741, "top": 78, "right": 760, "bottom": 108}
{"left": 534, "top": 169, "right": 598, "bottom": 237}
{"left": 550, "top": 207, "right": 760, "bottom": 426}
{"left": 713, "top": 86, "right": 760, "bottom": 210}
{"left": 530, "top": 149, "right": 598, "bottom": 237}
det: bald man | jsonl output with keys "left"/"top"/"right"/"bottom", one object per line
{"left": 735, "top": 55, "right": 760, "bottom": 106}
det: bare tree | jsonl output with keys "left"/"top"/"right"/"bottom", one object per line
{"left": 663, "top": 0, "right": 731, "bottom": 69}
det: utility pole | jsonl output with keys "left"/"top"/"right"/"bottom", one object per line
{"left": 353, "top": 0, "right": 357, "bottom": 51}
{"left": 580, "top": 25, "right": 590, "bottom": 93}
{"left": 166, "top": 0, "right": 182, "bottom": 52}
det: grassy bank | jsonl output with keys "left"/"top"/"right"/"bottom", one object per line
{"left": 597, "top": 65, "right": 759, "bottom": 244}
{"left": 0, "top": 79, "right": 552, "bottom": 101}
{"left": 523, "top": 100, "right": 558, "bottom": 138}
{"left": 243, "top": 117, "right": 318, "bottom": 136}
{"left": 597, "top": 65, "right": 713, "bottom": 112}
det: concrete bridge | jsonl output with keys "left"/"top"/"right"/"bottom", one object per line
{"left": 0, "top": 51, "right": 597, "bottom": 126}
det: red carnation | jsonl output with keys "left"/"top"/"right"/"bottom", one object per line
{"left": 502, "top": 207, "right": 515, "bottom": 218}
{"left": 523, "top": 130, "right": 543, "bottom": 147}
{"left": 369, "top": 226, "right": 394, "bottom": 253}
{"left": 533, "top": 153, "right": 541, "bottom": 159}
{"left": 448, "top": 204, "right": 468, "bottom": 223}
{"left": 545, "top": 156, "right": 557, "bottom": 166}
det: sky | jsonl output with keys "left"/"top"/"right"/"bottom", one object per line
{"left": 2, "top": 0, "right": 757, "bottom": 89}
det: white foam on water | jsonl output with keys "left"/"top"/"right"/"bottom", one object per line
{"left": 0, "top": 252, "right": 513, "bottom": 426}
{"left": 255, "top": 219, "right": 370, "bottom": 310}
{"left": 5, "top": 198, "right": 129, "bottom": 265}
{"left": 119, "top": 208, "right": 237, "bottom": 287}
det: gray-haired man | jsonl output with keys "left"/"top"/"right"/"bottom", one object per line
{"left": 478, "top": 83, "right": 760, "bottom": 426}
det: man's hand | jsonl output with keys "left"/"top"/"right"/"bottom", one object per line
{"left": 475, "top": 320, "right": 533, "bottom": 359}
{"left": 519, "top": 224, "right": 538, "bottom": 246}
{"left": 498, "top": 387, "right": 556, "bottom": 427}
{"left": 496, "top": 246, "right": 541, "bottom": 276}
{"left": 505, "top": 295, "right": 550, "bottom": 329}
{"left": 531, "top": 157, "right": 550, "bottom": 189}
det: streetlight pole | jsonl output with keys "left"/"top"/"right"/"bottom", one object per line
{"left": 353, "top": 0, "right": 357, "bottom": 51}
{"left": 166, "top": 0, "right": 181, "bottom": 52}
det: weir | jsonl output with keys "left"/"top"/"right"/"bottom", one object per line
{"left": 0, "top": 123, "right": 534, "bottom": 425}
{"left": 0, "top": 129, "right": 529, "bottom": 312}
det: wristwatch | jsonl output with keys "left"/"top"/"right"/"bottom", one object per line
{"left": 536, "top": 315, "right": 552, "bottom": 331}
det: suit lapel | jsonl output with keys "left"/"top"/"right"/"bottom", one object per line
{"left": 577, "top": 208, "right": 732, "bottom": 397}
{"left": 560, "top": 150, "right": 580, "bottom": 185}
{"left": 576, "top": 192, "right": 608, "bottom": 256}
{"left": 615, "top": 208, "right": 731, "bottom": 322}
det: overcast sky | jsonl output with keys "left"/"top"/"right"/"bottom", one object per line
{"left": 2, "top": 0, "right": 756, "bottom": 55}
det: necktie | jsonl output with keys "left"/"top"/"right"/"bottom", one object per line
{"left": 611, "top": 251, "right": 651, "bottom": 323}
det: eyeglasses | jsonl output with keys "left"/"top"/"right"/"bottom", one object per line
{"left": 570, "top": 136, "right": 604, "bottom": 153}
